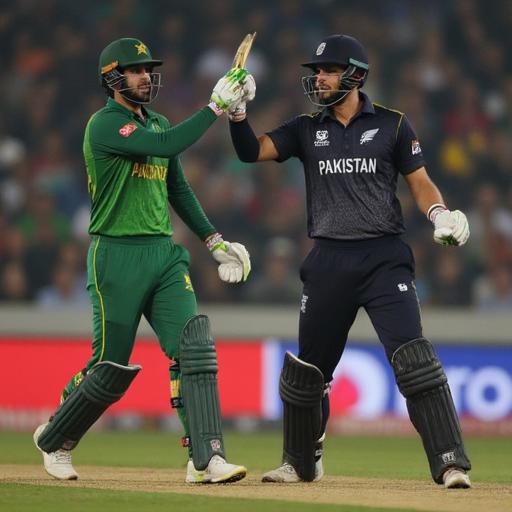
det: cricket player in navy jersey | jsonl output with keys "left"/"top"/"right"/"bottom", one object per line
{"left": 33, "top": 38, "right": 251, "bottom": 484}
{"left": 229, "top": 34, "right": 471, "bottom": 489}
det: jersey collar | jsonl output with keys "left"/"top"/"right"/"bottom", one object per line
{"left": 318, "top": 91, "right": 375, "bottom": 123}
{"left": 106, "top": 97, "right": 155, "bottom": 121}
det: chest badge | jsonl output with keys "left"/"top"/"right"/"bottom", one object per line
{"left": 314, "top": 130, "right": 330, "bottom": 147}
{"left": 360, "top": 128, "right": 379, "bottom": 145}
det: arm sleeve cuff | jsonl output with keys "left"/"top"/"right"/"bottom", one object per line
{"left": 229, "top": 118, "right": 260, "bottom": 162}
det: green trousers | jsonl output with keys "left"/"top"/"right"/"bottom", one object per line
{"left": 61, "top": 235, "right": 197, "bottom": 444}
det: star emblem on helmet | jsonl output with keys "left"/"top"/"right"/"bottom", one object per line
{"left": 135, "top": 42, "right": 148, "bottom": 55}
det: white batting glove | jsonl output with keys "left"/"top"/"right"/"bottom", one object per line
{"left": 208, "top": 68, "right": 248, "bottom": 116}
{"left": 228, "top": 74, "right": 256, "bottom": 122}
{"left": 429, "top": 205, "right": 470, "bottom": 246}
{"left": 206, "top": 233, "right": 251, "bottom": 283}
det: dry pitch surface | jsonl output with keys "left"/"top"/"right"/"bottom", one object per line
{"left": 2, "top": 464, "right": 511, "bottom": 512}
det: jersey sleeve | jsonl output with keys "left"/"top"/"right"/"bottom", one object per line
{"left": 266, "top": 116, "right": 302, "bottom": 162}
{"left": 89, "top": 107, "right": 217, "bottom": 158}
{"left": 167, "top": 157, "right": 216, "bottom": 240}
{"left": 393, "top": 114, "right": 427, "bottom": 175}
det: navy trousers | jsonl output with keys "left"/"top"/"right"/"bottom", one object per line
{"left": 298, "top": 235, "right": 423, "bottom": 432}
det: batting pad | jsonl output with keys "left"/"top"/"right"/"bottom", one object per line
{"left": 392, "top": 338, "right": 471, "bottom": 483}
{"left": 280, "top": 351, "right": 324, "bottom": 481}
{"left": 180, "top": 315, "right": 225, "bottom": 470}
{"left": 37, "top": 361, "right": 141, "bottom": 452}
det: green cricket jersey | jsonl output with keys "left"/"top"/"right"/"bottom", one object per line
{"left": 84, "top": 97, "right": 217, "bottom": 238}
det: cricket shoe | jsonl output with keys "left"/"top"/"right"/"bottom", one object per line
{"left": 443, "top": 467, "right": 471, "bottom": 489}
{"left": 33, "top": 423, "right": 79, "bottom": 480}
{"left": 185, "top": 455, "right": 247, "bottom": 484}
{"left": 263, "top": 433, "right": 325, "bottom": 483}
{"left": 261, "top": 458, "right": 324, "bottom": 483}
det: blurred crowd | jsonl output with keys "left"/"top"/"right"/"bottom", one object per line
{"left": 1, "top": 0, "right": 511, "bottom": 310}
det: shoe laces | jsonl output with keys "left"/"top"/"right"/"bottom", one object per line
{"left": 209, "top": 455, "right": 226, "bottom": 467}
{"left": 280, "top": 462, "right": 297, "bottom": 474}
{"left": 53, "top": 450, "right": 72, "bottom": 464}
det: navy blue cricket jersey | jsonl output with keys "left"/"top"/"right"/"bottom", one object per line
{"left": 266, "top": 92, "right": 426, "bottom": 240}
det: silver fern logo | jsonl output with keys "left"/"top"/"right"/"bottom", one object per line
{"left": 360, "top": 128, "right": 379, "bottom": 144}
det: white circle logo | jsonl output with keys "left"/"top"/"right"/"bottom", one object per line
{"left": 316, "top": 42, "right": 326, "bottom": 56}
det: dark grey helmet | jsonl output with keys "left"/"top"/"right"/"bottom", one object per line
{"left": 301, "top": 34, "right": 369, "bottom": 107}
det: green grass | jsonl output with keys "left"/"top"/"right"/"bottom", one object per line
{"left": 1, "top": 430, "right": 510, "bottom": 483}
{"left": 0, "top": 484, "right": 418, "bottom": 512}
{"left": 1, "top": 430, "right": 511, "bottom": 512}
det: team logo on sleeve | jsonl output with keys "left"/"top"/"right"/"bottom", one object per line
{"left": 314, "top": 130, "right": 330, "bottom": 147}
{"left": 119, "top": 123, "right": 137, "bottom": 137}
{"left": 360, "top": 128, "right": 379, "bottom": 144}
{"left": 184, "top": 273, "right": 194, "bottom": 292}
{"left": 411, "top": 139, "right": 422, "bottom": 155}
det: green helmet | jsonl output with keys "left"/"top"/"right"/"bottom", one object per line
{"left": 99, "top": 38, "right": 163, "bottom": 104}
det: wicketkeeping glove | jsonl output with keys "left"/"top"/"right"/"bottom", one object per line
{"left": 206, "top": 233, "right": 251, "bottom": 283}
{"left": 228, "top": 74, "right": 256, "bottom": 122}
{"left": 429, "top": 205, "right": 470, "bottom": 246}
{"left": 209, "top": 68, "right": 248, "bottom": 115}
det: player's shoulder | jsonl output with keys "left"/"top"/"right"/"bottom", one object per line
{"left": 145, "top": 108, "right": 171, "bottom": 129}
{"left": 372, "top": 102, "right": 405, "bottom": 122}
{"left": 284, "top": 111, "right": 321, "bottom": 127}
{"left": 88, "top": 103, "right": 130, "bottom": 130}
{"left": 297, "top": 111, "right": 322, "bottom": 121}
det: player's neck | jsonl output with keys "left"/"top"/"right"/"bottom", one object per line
{"left": 114, "top": 93, "right": 145, "bottom": 119}
{"left": 332, "top": 89, "right": 362, "bottom": 126}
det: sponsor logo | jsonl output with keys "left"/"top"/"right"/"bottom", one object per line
{"left": 318, "top": 158, "right": 377, "bottom": 175}
{"left": 411, "top": 139, "right": 422, "bottom": 155}
{"left": 316, "top": 42, "right": 326, "bottom": 56}
{"left": 314, "top": 130, "right": 330, "bottom": 147}
{"left": 210, "top": 439, "right": 222, "bottom": 451}
{"left": 131, "top": 162, "right": 167, "bottom": 181}
{"left": 398, "top": 283, "right": 408, "bottom": 292}
{"left": 360, "top": 128, "right": 379, "bottom": 144}
{"left": 300, "top": 294, "right": 308, "bottom": 314}
{"left": 119, "top": 123, "right": 137, "bottom": 137}
{"left": 441, "top": 451, "right": 456, "bottom": 464}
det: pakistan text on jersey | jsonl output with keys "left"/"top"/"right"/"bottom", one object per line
{"left": 131, "top": 162, "right": 168, "bottom": 181}
{"left": 318, "top": 158, "right": 377, "bottom": 175}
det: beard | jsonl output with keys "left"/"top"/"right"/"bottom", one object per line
{"left": 318, "top": 88, "right": 348, "bottom": 106}
{"left": 121, "top": 85, "right": 151, "bottom": 103}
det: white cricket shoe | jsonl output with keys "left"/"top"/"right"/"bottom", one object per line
{"left": 443, "top": 467, "right": 471, "bottom": 489}
{"left": 33, "top": 423, "right": 79, "bottom": 480}
{"left": 261, "top": 458, "right": 323, "bottom": 483}
{"left": 185, "top": 455, "right": 247, "bottom": 484}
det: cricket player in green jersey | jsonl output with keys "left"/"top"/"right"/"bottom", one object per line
{"left": 34, "top": 38, "right": 251, "bottom": 484}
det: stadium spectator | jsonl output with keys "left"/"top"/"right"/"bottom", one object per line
{"left": 0, "top": 0, "right": 510, "bottom": 307}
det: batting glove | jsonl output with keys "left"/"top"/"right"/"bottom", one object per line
{"left": 208, "top": 68, "right": 248, "bottom": 116}
{"left": 429, "top": 204, "right": 470, "bottom": 246}
{"left": 228, "top": 74, "right": 256, "bottom": 122}
{"left": 206, "top": 232, "right": 251, "bottom": 283}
